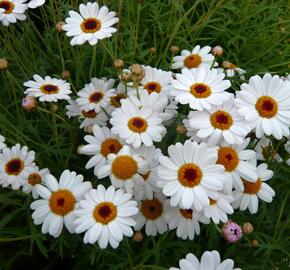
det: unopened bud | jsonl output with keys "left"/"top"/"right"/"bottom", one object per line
{"left": 62, "top": 70, "right": 70, "bottom": 79}
{"left": 114, "top": 59, "right": 124, "bottom": 69}
{"left": 85, "top": 124, "right": 94, "bottom": 134}
{"left": 0, "top": 58, "right": 8, "bottom": 71}
{"left": 212, "top": 46, "right": 224, "bottom": 57}
{"left": 130, "top": 64, "right": 144, "bottom": 76}
{"left": 170, "top": 45, "right": 179, "bottom": 55}
{"left": 150, "top": 47, "right": 157, "bottom": 54}
{"left": 55, "top": 21, "right": 65, "bottom": 32}
{"left": 120, "top": 71, "right": 132, "bottom": 82}
{"left": 22, "top": 96, "right": 36, "bottom": 112}
{"left": 133, "top": 231, "right": 143, "bottom": 242}
{"left": 242, "top": 222, "right": 253, "bottom": 234}
{"left": 252, "top": 239, "right": 259, "bottom": 247}
{"left": 176, "top": 124, "right": 187, "bottom": 134}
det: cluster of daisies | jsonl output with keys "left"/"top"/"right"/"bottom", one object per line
{"left": 1, "top": 1, "right": 290, "bottom": 269}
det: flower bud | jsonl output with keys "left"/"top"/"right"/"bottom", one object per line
{"left": 85, "top": 124, "right": 94, "bottom": 134}
{"left": 242, "top": 222, "right": 253, "bottom": 234}
{"left": 114, "top": 59, "right": 124, "bottom": 69}
{"left": 55, "top": 21, "right": 65, "bottom": 32}
{"left": 133, "top": 231, "right": 143, "bottom": 242}
{"left": 0, "top": 58, "right": 8, "bottom": 71}
{"left": 252, "top": 239, "right": 259, "bottom": 247}
{"left": 222, "top": 221, "right": 243, "bottom": 243}
{"left": 22, "top": 96, "right": 36, "bottom": 112}
{"left": 176, "top": 124, "right": 187, "bottom": 134}
{"left": 62, "top": 70, "right": 70, "bottom": 80}
{"left": 150, "top": 47, "right": 157, "bottom": 54}
{"left": 170, "top": 45, "right": 179, "bottom": 55}
{"left": 212, "top": 46, "right": 224, "bottom": 57}
{"left": 130, "top": 64, "right": 144, "bottom": 77}
{"left": 120, "top": 71, "right": 132, "bottom": 82}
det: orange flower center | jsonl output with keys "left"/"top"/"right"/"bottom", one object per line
{"left": 216, "top": 147, "right": 239, "bottom": 172}
{"left": 243, "top": 178, "right": 262, "bottom": 194}
{"left": 28, "top": 173, "right": 42, "bottom": 186}
{"left": 0, "top": 1, "right": 14, "bottom": 14}
{"left": 178, "top": 163, "right": 202, "bottom": 187}
{"left": 190, "top": 83, "right": 211, "bottom": 98}
{"left": 180, "top": 209, "right": 193, "bottom": 219}
{"left": 40, "top": 84, "right": 59, "bottom": 95}
{"left": 111, "top": 155, "right": 138, "bottom": 180}
{"left": 210, "top": 110, "right": 233, "bottom": 130}
{"left": 128, "top": 117, "right": 148, "bottom": 133}
{"left": 93, "top": 202, "right": 117, "bottom": 224}
{"left": 143, "top": 82, "right": 161, "bottom": 94}
{"left": 255, "top": 96, "right": 278, "bottom": 118}
{"left": 100, "top": 138, "right": 122, "bottom": 158}
{"left": 141, "top": 198, "right": 163, "bottom": 220}
{"left": 110, "top": 93, "right": 125, "bottom": 107}
{"left": 184, "top": 54, "right": 202, "bottom": 68}
{"left": 82, "top": 110, "right": 97, "bottom": 118}
{"left": 49, "top": 189, "right": 76, "bottom": 216}
{"left": 5, "top": 159, "right": 24, "bottom": 176}
{"left": 81, "top": 18, "right": 101, "bottom": 33}
{"left": 89, "top": 92, "right": 104, "bottom": 103}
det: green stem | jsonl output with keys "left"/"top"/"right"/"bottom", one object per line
{"left": 50, "top": 103, "right": 59, "bottom": 141}
{"left": 134, "top": 0, "right": 141, "bottom": 54}
{"left": 90, "top": 45, "right": 97, "bottom": 78}
{"left": 0, "top": 235, "right": 40, "bottom": 242}
{"left": 101, "top": 107, "right": 111, "bottom": 119}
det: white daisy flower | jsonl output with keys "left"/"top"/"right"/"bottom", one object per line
{"left": 133, "top": 145, "right": 162, "bottom": 200}
{"left": 183, "top": 119, "right": 203, "bottom": 143}
{"left": 74, "top": 185, "right": 138, "bottom": 249}
{"left": 0, "top": 0, "right": 27, "bottom": 26}
{"left": 163, "top": 98, "right": 178, "bottom": 124}
{"left": 76, "top": 78, "right": 115, "bottom": 113}
{"left": 203, "top": 193, "right": 234, "bottom": 224}
{"left": 172, "top": 45, "right": 214, "bottom": 70}
{"left": 188, "top": 96, "right": 251, "bottom": 146}
{"left": 170, "top": 250, "right": 241, "bottom": 270}
{"left": 63, "top": 2, "right": 119, "bottom": 46}
{"left": 220, "top": 62, "right": 246, "bottom": 80}
{"left": 171, "top": 67, "right": 231, "bottom": 111}
{"left": 134, "top": 192, "right": 168, "bottom": 236}
{"left": 254, "top": 136, "right": 282, "bottom": 162}
{"left": 30, "top": 170, "right": 92, "bottom": 238}
{"left": 165, "top": 206, "right": 209, "bottom": 240}
{"left": 0, "top": 135, "right": 6, "bottom": 151}
{"left": 139, "top": 66, "right": 173, "bottom": 96}
{"left": 110, "top": 98, "right": 166, "bottom": 148}
{"left": 235, "top": 73, "right": 290, "bottom": 139}
{"left": 157, "top": 140, "right": 226, "bottom": 211}
{"left": 0, "top": 144, "right": 36, "bottom": 190}
{"left": 107, "top": 82, "right": 126, "bottom": 110}
{"left": 24, "top": 74, "right": 72, "bottom": 102}
{"left": 232, "top": 162, "right": 275, "bottom": 214}
{"left": 27, "top": 0, "right": 45, "bottom": 9}
{"left": 97, "top": 145, "right": 148, "bottom": 193}
{"left": 65, "top": 99, "right": 82, "bottom": 118}
{"left": 79, "top": 124, "right": 123, "bottom": 175}
{"left": 22, "top": 167, "right": 50, "bottom": 199}
{"left": 80, "top": 109, "right": 109, "bottom": 130}
{"left": 215, "top": 138, "right": 258, "bottom": 193}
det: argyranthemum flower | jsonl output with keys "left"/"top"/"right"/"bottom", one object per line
{"left": 235, "top": 73, "right": 290, "bottom": 139}
{"left": 221, "top": 61, "right": 246, "bottom": 80}
{"left": 222, "top": 221, "right": 243, "bottom": 243}
{"left": 170, "top": 250, "right": 241, "bottom": 270}
{"left": 80, "top": 109, "right": 109, "bottom": 130}
{"left": 0, "top": 134, "right": 6, "bottom": 151}
{"left": 139, "top": 66, "right": 173, "bottom": 96}
{"left": 0, "top": 144, "right": 36, "bottom": 190}
{"left": 76, "top": 78, "right": 115, "bottom": 112}
{"left": 157, "top": 140, "right": 226, "bottom": 211}
{"left": 172, "top": 45, "right": 214, "bottom": 70}
{"left": 79, "top": 124, "right": 123, "bottom": 175}
{"left": 22, "top": 167, "right": 50, "bottom": 199}
{"left": 133, "top": 145, "right": 162, "bottom": 200}
{"left": 165, "top": 207, "right": 209, "bottom": 240}
{"left": 24, "top": 74, "right": 72, "bottom": 102}
{"left": 74, "top": 185, "right": 138, "bottom": 249}
{"left": 97, "top": 145, "right": 148, "bottom": 193}
{"left": 215, "top": 138, "right": 258, "bottom": 193}
{"left": 27, "top": 0, "right": 45, "bottom": 9}
{"left": 203, "top": 193, "right": 234, "bottom": 224}
{"left": 134, "top": 192, "right": 168, "bottom": 236}
{"left": 188, "top": 96, "right": 250, "bottom": 146}
{"left": 0, "top": 0, "right": 27, "bottom": 26}
{"left": 110, "top": 98, "right": 165, "bottom": 148}
{"left": 254, "top": 136, "right": 282, "bottom": 162}
{"left": 171, "top": 67, "right": 231, "bottom": 111}
{"left": 30, "top": 170, "right": 92, "bottom": 238}
{"left": 63, "top": 2, "right": 119, "bottom": 46}
{"left": 232, "top": 162, "right": 275, "bottom": 214}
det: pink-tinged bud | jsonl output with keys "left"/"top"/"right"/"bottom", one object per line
{"left": 212, "top": 46, "right": 224, "bottom": 56}
{"left": 133, "top": 231, "right": 143, "bottom": 242}
{"left": 242, "top": 222, "right": 254, "bottom": 234}
{"left": 222, "top": 221, "right": 243, "bottom": 243}
{"left": 22, "top": 96, "right": 36, "bottom": 111}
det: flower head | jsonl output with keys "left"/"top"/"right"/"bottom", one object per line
{"left": 222, "top": 221, "right": 243, "bottom": 243}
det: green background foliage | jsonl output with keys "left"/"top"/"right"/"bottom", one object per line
{"left": 0, "top": 0, "right": 289, "bottom": 269}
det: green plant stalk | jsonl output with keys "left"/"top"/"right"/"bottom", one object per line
{"left": 90, "top": 45, "right": 97, "bottom": 78}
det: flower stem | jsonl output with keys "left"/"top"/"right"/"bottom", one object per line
{"left": 90, "top": 45, "right": 97, "bottom": 78}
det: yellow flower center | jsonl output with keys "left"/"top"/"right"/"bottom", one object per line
{"left": 209, "top": 198, "right": 217, "bottom": 205}
{"left": 128, "top": 117, "right": 148, "bottom": 133}
{"left": 89, "top": 92, "right": 104, "bottom": 103}
{"left": 243, "top": 178, "right": 262, "bottom": 194}
{"left": 110, "top": 93, "right": 125, "bottom": 107}
{"left": 190, "top": 83, "right": 211, "bottom": 98}
{"left": 28, "top": 173, "right": 42, "bottom": 186}
{"left": 179, "top": 209, "right": 193, "bottom": 219}
{"left": 40, "top": 84, "right": 59, "bottom": 95}
{"left": 216, "top": 147, "right": 239, "bottom": 172}
{"left": 81, "top": 18, "right": 101, "bottom": 33}
{"left": 100, "top": 138, "right": 122, "bottom": 158}
{"left": 143, "top": 82, "right": 161, "bottom": 94}
{"left": 82, "top": 110, "right": 97, "bottom": 118}
{"left": 0, "top": 1, "right": 14, "bottom": 14}
{"left": 141, "top": 198, "right": 163, "bottom": 220}
{"left": 5, "top": 159, "right": 24, "bottom": 176}
{"left": 255, "top": 96, "right": 278, "bottom": 118}
{"left": 210, "top": 110, "right": 233, "bottom": 130}
{"left": 93, "top": 202, "right": 117, "bottom": 224}
{"left": 111, "top": 155, "right": 138, "bottom": 180}
{"left": 49, "top": 189, "right": 76, "bottom": 216}
{"left": 178, "top": 163, "right": 202, "bottom": 188}
{"left": 184, "top": 54, "right": 202, "bottom": 68}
